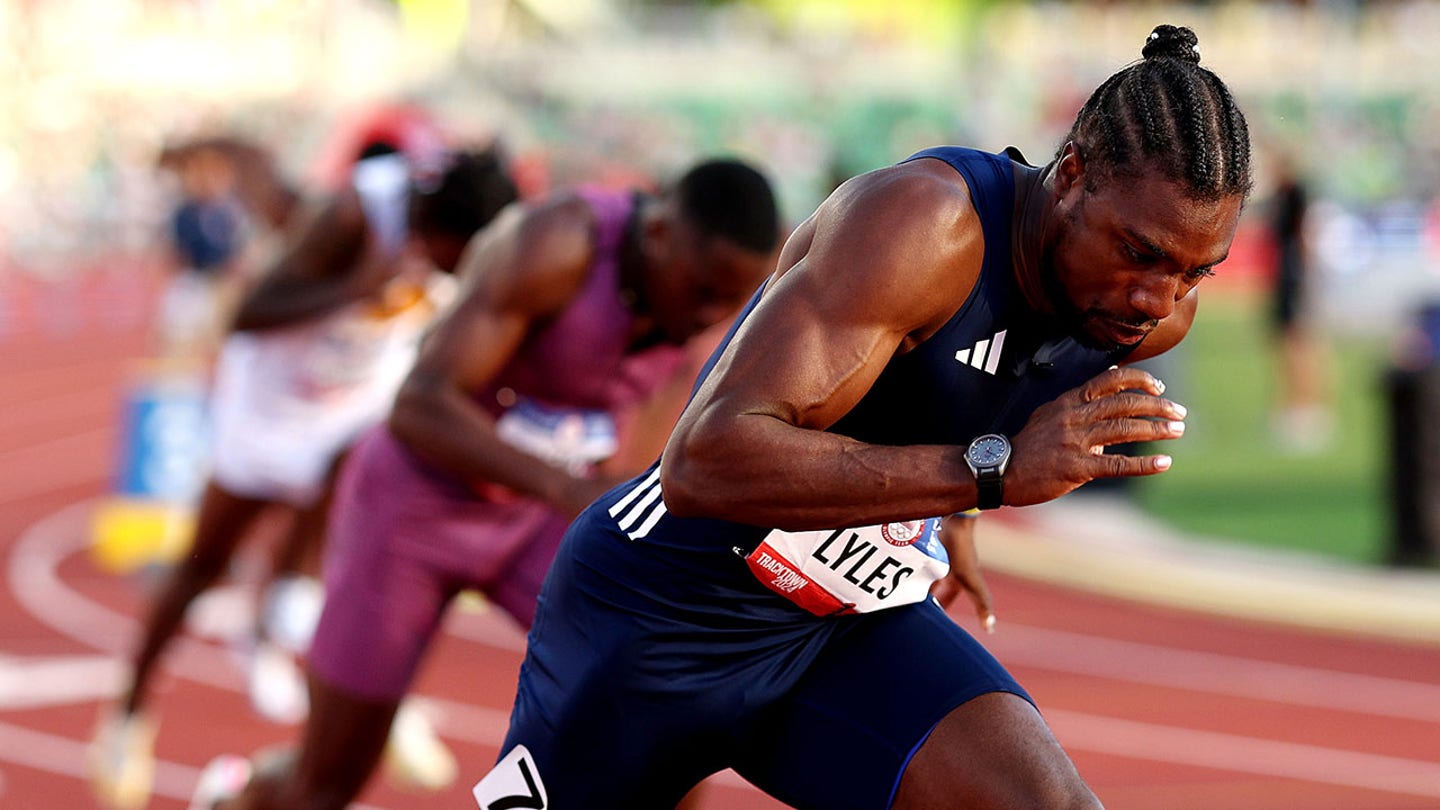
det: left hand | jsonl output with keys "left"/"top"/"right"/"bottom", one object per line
{"left": 929, "top": 513, "right": 996, "bottom": 633}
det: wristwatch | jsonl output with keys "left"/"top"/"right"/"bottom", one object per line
{"left": 965, "top": 433, "right": 1012, "bottom": 510}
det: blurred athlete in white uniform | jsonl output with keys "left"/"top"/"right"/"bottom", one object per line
{"left": 89, "top": 135, "right": 518, "bottom": 810}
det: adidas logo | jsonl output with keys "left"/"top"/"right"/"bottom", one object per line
{"left": 954, "top": 329, "right": 1007, "bottom": 375}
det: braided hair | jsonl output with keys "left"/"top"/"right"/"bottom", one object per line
{"left": 1060, "top": 25, "right": 1252, "bottom": 201}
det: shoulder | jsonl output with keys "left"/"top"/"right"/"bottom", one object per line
{"left": 511, "top": 191, "right": 598, "bottom": 269}
{"left": 816, "top": 160, "right": 985, "bottom": 289}
{"left": 823, "top": 159, "right": 978, "bottom": 234}
{"left": 776, "top": 160, "right": 986, "bottom": 343}
{"left": 455, "top": 191, "right": 598, "bottom": 316}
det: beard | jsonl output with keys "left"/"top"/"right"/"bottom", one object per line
{"left": 1038, "top": 231, "right": 1155, "bottom": 354}
{"left": 1038, "top": 237, "right": 1114, "bottom": 352}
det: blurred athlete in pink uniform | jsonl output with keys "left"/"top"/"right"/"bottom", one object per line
{"left": 194, "top": 157, "right": 783, "bottom": 810}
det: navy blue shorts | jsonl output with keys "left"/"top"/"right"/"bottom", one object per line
{"left": 490, "top": 514, "right": 1031, "bottom": 810}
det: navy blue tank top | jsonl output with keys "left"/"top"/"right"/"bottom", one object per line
{"left": 574, "top": 147, "right": 1131, "bottom": 619}
{"left": 700, "top": 146, "right": 1130, "bottom": 448}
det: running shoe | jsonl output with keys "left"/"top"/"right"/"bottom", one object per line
{"left": 87, "top": 709, "right": 157, "bottom": 810}
{"left": 383, "top": 700, "right": 458, "bottom": 791}
{"left": 247, "top": 640, "right": 309, "bottom": 724}
{"left": 260, "top": 574, "right": 325, "bottom": 655}
{"left": 187, "top": 753, "right": 252, "bottom": 810}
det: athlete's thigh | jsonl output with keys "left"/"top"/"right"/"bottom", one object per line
{"left": 733, "top": 600, "right": 1031, "bottom": 810}
{"left": 306, "top": 505, "right": 451, "bottom": 703}
{"left": 892, "top": 692, "right": 1100, "bottom": 810}
{"left": 494, "top": 542, "right": 727, "bottom": 809}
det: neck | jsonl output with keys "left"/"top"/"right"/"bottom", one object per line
{"left": 618, "top": 192, "right": 664, "bottom": 349}
{"left": 1010, "top": 161, "right": 1055, "bottom": 315}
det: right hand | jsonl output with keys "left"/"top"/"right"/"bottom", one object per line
{"left": 1003, "top": 366, "right": 1188, "bottom": 507}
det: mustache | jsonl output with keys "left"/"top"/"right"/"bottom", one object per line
{"left": 1116, "top": 315, "right": 1160, "bottom": 330}
{"left": 1090, "top": 310, "right": 1159, "bottom": 331}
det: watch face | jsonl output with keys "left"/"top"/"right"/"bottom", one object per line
{"left": 969, "top": 435, "right": 1009, "bottom": 466}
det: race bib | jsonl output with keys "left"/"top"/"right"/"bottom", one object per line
{"left": 473, "top": 745, "right": 548, "bottom": 809}
{"left": 743, "top": 518, "right": 950, "bottom": 616}
{"left": 495, "top": 399, "right": 618, "bottom": 474}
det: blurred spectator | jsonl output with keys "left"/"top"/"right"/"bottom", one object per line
{"left": 155, "top": 142, "right": 247, "bottom": 360}
{"left": 1267, "top": 155, "right": 1333, "bottom": 453}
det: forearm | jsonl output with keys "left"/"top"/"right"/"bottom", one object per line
{"left": 661, "top": 413, "right": 980, "bottom": 530}
{"left": 230, "top": 275, "right": 371, "bottom": 331}
{"left": 389, "top": 380, "right": 576, "bottom": 507}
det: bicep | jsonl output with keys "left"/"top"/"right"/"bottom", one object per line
{"left": 409, "top": 285, "right": 530, "bottom": 393}
{"left": 255, "top": 194, "right": 365, "bottom": 285}
{"left": 697, "top": 266, "right": 908, "bottom": 433}
{"left": 682, "top": 175, "right": 981, "bottom": 435}
{"left": 411, "top": 205, "right": 589, "bottom": 391}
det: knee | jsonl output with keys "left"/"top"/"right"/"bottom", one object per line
{"left": 1007, "top": 772, "right": 1103, "bottom": 810}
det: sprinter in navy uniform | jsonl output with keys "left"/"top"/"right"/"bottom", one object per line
{"left": 480, "top": 25, "right": 1252, "bottom": 810}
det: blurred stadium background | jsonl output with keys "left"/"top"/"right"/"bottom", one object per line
{"left": 4, "top": 3, "right": 1440, "bottom": 809}
{"left": 4, "top": 0, "right": 1438, "bottom": 569}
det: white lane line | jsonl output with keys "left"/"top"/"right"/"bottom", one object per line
{"left": 1048, "top": 708, "right": 1440, "bottom": 799}
{"left": 988, "top": 624, "right": 1440, "bottom": 723}
{"left": 0, "top": 719, "right": 388, "bottom": 809}
{"left": 0, "top": 654, "right": 125, "bottom": 709}
{"left": 14, "top": 500, "right": 1440, "bottom": 799}
{"left": 0, "top": 718, "right": 201, "bottom": 802}
{"left": 9, "top": 500, "right": 243, "bottom": 692}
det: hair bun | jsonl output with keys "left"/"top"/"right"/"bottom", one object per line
{"left": 1142, "top": 25, "right": 1201, "bottom": 64}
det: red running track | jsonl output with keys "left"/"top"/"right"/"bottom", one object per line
{"left": 2, "top": 272, "right": 1439, "bottom": 809}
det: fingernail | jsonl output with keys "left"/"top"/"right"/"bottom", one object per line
{"left": 1108, "top": 365, "right": 1119, "bottom": 371}
{"left": 984, "top": 614, "right": 997, "bottom": 633}
{"left": 1155, "top": 378, "right": 1167, "bottom": 395}
{"left": 1155, "top": 455, "right": 1172, "bottom": 470}
{"left": 1169, "top": 420, "right": 1186, "bottom": 435}
{"left": 1171, "top": 402, "right": 1188, "bottom": 418}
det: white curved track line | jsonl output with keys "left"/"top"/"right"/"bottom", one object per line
{"left": 1048, "top": 709, "right": 1440, "bottom": 799}
{"left": 0, "top": 719, "right": 387, "bottom": 809}
{"left": 12, "top": 499, "right": 1440, "bottom": 799}
{"left": 989, "top": 624, "right": 1440, "bottom": 722}
{"left": 9, "top": 500, "right": 241, "bottom": 694}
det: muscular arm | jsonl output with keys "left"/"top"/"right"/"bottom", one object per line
{"left": 229, "top": 190, "right": 386, "bottom": 332}
{"left": 662, "top": 163, "right": 1190, "bottom": 531}
{"left": 387, "top": 197, "right": 599, "bottom": 515}
{"left": 661, "top": 163, "right": 989, "bottom": 530}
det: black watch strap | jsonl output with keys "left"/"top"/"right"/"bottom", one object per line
{"left": 976, "top": 476, "right": 1003, "bottom": 510}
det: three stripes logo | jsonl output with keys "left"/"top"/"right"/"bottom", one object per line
{"left": 609, "top": 467, "right": 667, "bottom": 540}
{"left": 954, "top": 329, "right": 1007, "bottom": 375}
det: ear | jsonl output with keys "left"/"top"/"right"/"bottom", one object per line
{"left": 1053, "top": 141, "right": 1086, "bottom": 197}
{"left": 640, "top": 203, "right": 672, "bottom": 260}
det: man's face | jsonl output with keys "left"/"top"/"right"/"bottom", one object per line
{"left": 644, "top": 216, "right": 775, "bottom": 345}
{"left": 1042, "top": 167, "right": 1243, "bottom": 351}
